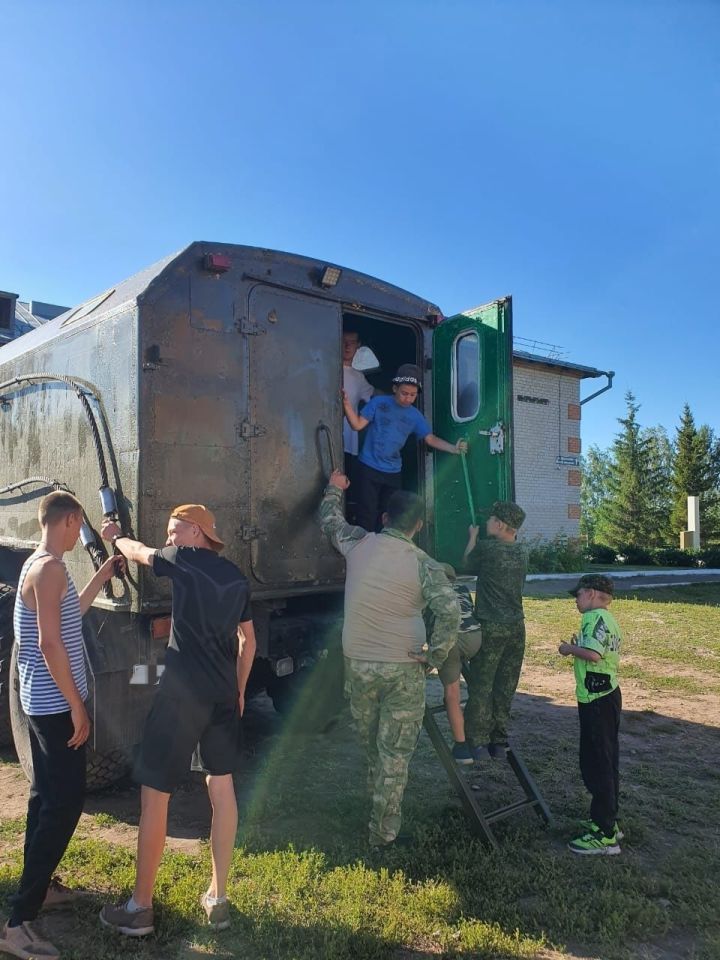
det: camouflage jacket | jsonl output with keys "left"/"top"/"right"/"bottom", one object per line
{"left": 319, "top": 485, "right": 459, "bottom": 667}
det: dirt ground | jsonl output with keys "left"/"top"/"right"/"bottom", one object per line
{"left": 1, "top": 664, "right": 717, "bottom": 861}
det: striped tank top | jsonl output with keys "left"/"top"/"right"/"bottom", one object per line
{"left": 14, "top": 552, "right": 88, "bottom": 716}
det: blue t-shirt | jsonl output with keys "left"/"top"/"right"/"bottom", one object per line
{"left": 358, "top": 396, "right": 431, "bottom": 474}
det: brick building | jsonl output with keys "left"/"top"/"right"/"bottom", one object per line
{"left": 512, "top": 349, "right": 613, "bottom": 541}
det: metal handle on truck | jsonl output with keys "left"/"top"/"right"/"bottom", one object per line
{"left": 317, "top": 421, "right": 340, "bottom": 476}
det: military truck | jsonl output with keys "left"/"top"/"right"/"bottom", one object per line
{"left": 0, "top": 242, "right": 513, "bottom": 786}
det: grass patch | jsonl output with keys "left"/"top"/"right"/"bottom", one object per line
{"left": 92, "top": 812, "right": 121, "bottom": 828}
{"left": 0, "top": 817, "right": 25, "bottom": 841}
{"left": 523, "top": 584, "right": 720, "bottom": 680}
{"left": 0, "top": 584, "right": 718, "bottom": 958}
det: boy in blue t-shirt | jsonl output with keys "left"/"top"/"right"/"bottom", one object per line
{"left": 342, "top": 363, "right": 466, "bottom": 531}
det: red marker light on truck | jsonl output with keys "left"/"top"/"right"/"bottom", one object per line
{"left": 203, "top": 253, "right": 231, "bottom": 273}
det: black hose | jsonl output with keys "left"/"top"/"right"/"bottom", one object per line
{"left": 0, "top": 376, "right": 131, "bottom": 599}
{"left": 0, "top": 476, "right": 117, "bottom": 599}
{"left": 0, "top": 476, "right": 73, "bottom": 497}
{"left": 0, "top": 374, "right": 110, "bottom": 489}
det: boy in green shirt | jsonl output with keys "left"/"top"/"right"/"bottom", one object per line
{"left": 462, "top": 501, "right": 527, "bottom": 761}
{"left": 559, "top": 574, "right": 623, "bottom": 856}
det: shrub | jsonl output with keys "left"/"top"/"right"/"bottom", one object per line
{"left": 615, "top": 545, "right": 654, "bottom": 566}
{"left": 585, "top": 543, "right": 616, "bottom": 564}
{"left": 525, "top": 535, "right": 586, "bottom": 574}
{"left": 696, "top": 548, "right": 720, "bottom": 569}
{"left": 651, "top": 548, "right": 696, "bottom": 568}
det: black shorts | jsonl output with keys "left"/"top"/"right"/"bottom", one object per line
{"left": 134, "top": 685, "right": 243, "bottom": 794}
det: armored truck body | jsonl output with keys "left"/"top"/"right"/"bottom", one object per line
{"left": 0, "top": 242, "right": 513, "bottom": 783}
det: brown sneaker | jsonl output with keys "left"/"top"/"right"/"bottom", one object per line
{"left": 200, "top": 892, "right": 231, "bottom": 930}
{"left": 99, "top": 901, "right": 155, "bottom": 937}
{"left": 43, "top": 877, "right": 89, "bottom": 910}
{"left": 0, "top": 921, "right": 60, "bottom": 959}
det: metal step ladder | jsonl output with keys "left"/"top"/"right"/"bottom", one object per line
{"left": 422, "top": 699, "right": 553, "bottom": 849}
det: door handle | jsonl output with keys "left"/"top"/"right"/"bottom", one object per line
{"left": 317, "top": 421, "right": 340, "bottom": 475}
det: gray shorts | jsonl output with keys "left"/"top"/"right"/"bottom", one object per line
{"left": 438, "top": 630, "right": 483, "bottom": 685}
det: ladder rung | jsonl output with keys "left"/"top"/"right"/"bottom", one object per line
{"left": 484, "top": 798, "right": 539, "bottom": 824}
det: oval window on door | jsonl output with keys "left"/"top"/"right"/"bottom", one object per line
{"left": 452, "top": 331, "right": 480, "bottom": 421}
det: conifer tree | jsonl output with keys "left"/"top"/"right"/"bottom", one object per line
{"left": 580, "top": 445, "right": 612, "bottom": 543}
{"left": 595, "top": 392, "right": 664, "bottom": 549}
{"left": 643, "top": 425, "right": 674, "bottom": 546}
{"left": 671, "top": 405, "right": 720, "bottom": 544}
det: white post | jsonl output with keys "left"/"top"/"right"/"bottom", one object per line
{"left": 687, "top": 495, "right": 700, "bottom": 550}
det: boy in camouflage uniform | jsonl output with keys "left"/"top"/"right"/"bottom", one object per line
{"left": 462, "top": 501, "right": 527, "bottom": 761}
{"left": 319, "top": 469, "right": 458, "bottom": 849}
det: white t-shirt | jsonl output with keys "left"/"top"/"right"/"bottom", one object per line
{"left": 343, "top": 366, "right": 374, "bottom": 455}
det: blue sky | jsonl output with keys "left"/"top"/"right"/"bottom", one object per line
{"left": 2, "top": 0, "right": 718, "bottom": 450}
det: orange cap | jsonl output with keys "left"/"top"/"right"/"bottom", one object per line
{"left": 170, "top": 504, "right": 225, "bottom": 552}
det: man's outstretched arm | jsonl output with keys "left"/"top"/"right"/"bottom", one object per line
{"left": 319, "top": 469, "right": 368, "bottom": 557}
{"left": 101, "top": 520, "right": 156, "bottom": 566}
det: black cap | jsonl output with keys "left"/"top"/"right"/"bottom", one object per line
{"left": 392, "top": 363, "right": 423, "bottom": 391}
{"left": 569, "top": 574, "right": 615, "bottom": 597}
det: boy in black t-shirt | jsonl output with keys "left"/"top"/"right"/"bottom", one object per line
{"left": 99, "top": 505, "right": 255, "bottom": 935}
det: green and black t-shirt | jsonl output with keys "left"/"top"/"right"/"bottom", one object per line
{"left": 574, "top": 608, "right": 622, "bottom": 703}
{"left": 152, "top": 546, "right": 252, "bottom": 704}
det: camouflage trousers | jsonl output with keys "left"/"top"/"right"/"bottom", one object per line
{"left": 463, "top": 621, "right": 525, "bottom": 746}
{"left": 345, "top": 657, "right": 425, "bottom": 846}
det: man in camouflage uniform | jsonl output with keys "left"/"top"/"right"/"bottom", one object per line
{"left": 462, "top": 501, "right": 528, "bottom": 761}
{"left": 319, "top": 469, "right": 459, "bottom": 849}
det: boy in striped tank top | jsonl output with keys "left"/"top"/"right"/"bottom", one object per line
{"left": 1, "top": 492, "right": 120, "bottom": 960}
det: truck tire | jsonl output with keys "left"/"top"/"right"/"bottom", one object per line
{"left": 9, "top": 643, "right": 130, "bottom": 791}
{"left": 268, "top": 645, "right": 346, "bottom": 732}
{"left": 0, "top": 584, "right": 16, "bottom": 748}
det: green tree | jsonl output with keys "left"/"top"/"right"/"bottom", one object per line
{"left": 671, "top": 405, "right": 720, "bottom": 545}
{"left": 580, "top": 444, "right": 612, "bottom": 543}
{"left": 642, "top": 425, "right": 674, "bottom": 546}
{"left": 595, "top": 392, "right": 666, "bottom": 549}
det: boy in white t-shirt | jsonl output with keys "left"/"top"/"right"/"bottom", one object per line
{"left": 342, "top": 326, "right": 374, "bottom": 518}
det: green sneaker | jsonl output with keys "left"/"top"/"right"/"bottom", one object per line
{"left": 568, "top": 827, "right": 621, "bottom": 856}
{"left": 578, "top": 819, "right": 624, "bottom": 841}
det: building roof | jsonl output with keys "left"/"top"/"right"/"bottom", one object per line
{"left": 512, "top": 348, "right": 610, "bottom": 379}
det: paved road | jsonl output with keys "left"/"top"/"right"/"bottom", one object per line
{"left": 523, "top": 569, "right": 720, "bottom": 597}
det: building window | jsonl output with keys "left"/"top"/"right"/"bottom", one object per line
{"left": 452, "top": 331, "right": 480, "bottom": 421}
{"left": 0, "top": 297, "right": 12, "bottom": 330}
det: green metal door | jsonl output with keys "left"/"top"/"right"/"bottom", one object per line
{"left": 431, "top": 297, "right": 514, "bottom": 565}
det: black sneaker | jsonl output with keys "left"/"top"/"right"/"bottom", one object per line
{"left": 487, "top": 743, "right": 508, "bottom": 760}
{"left": 451, "top": 742, "right": 474, "bottom": 765}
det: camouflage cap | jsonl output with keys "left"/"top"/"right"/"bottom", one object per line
{"left": 569, "top": 574, "right": 615, "bottom": 597}
{"left": 490, "top": 501, "right": 526, "bottom": 530}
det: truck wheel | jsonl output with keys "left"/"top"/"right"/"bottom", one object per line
{"left": 9, "top": 641, "right": 32, "bottom": 778}
{"left": 268, "top": 646, "right": 345, "bottom": 732}
{"left": 0, "top": 584, "right": 16, "bottom": 748}
{"left": 9, "top": 643, "right": 130, "bottom": 791}
{"left": 85, "top": 748, "right": 130, "bottom": 791}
